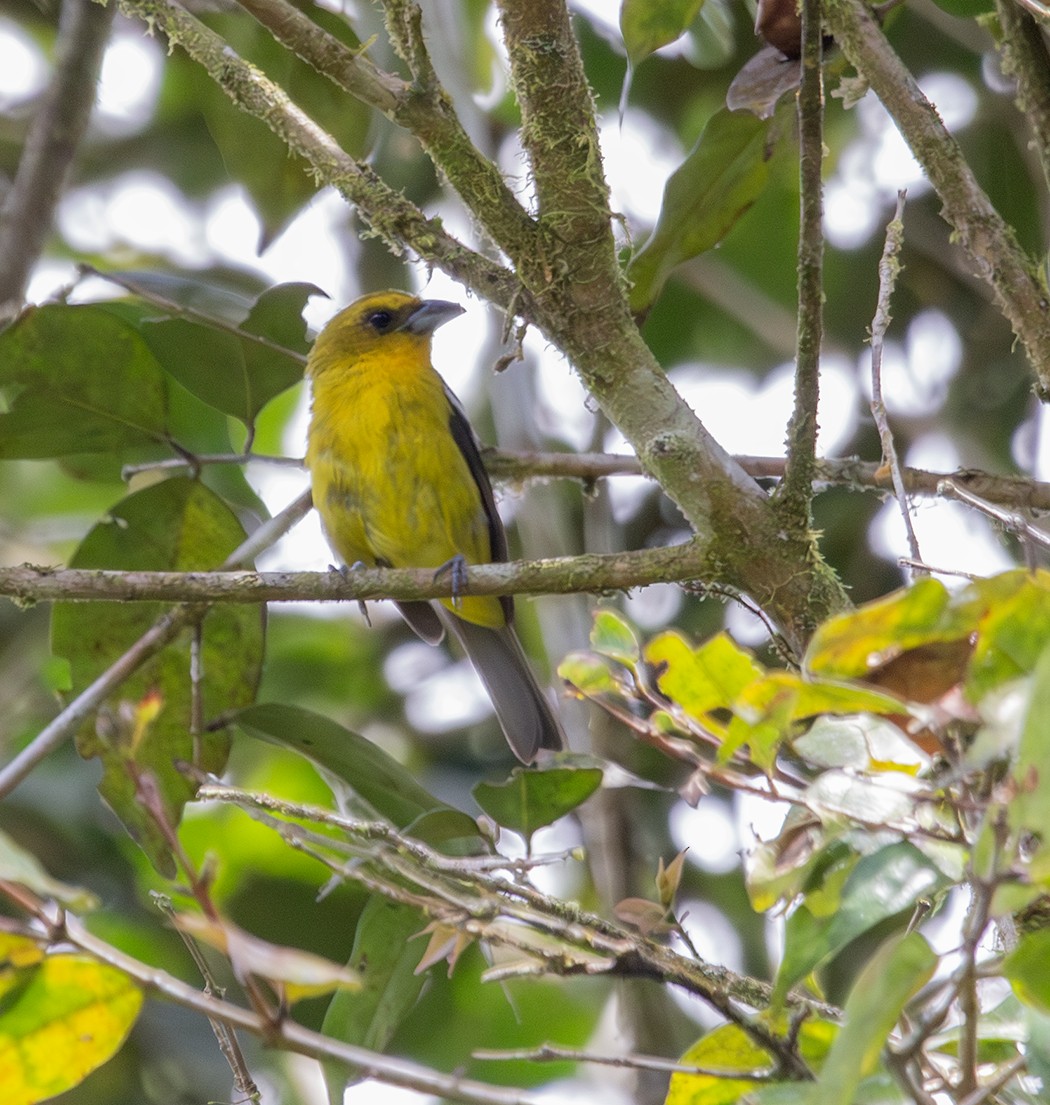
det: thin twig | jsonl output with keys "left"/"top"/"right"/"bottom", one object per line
{"left": 869, "top": 191, "right": 922, "bottom": 574}
{"left": 0, "top": 0, "right": 115, "bottom": 317}
{"left": 80, "top": 265, "right": 309, "bottom": 364}
{"left": 0, "top": 491, "right": 311, "bottom": 799}
{"left": 940, "top": 478, "right": 1050, "bottom": 561}
{"left": 821, "top": 0, "right": 1050, "bottom": 386}
{"left": 106, "top": 446, "right": 1050, "bottom": 515}
{"left": 209, "top": 787, "right": 830, "bottom": 1076}
{"left": 956, "top": 1054, "right": 1027, "bottom": 1105}
{"left": 473, "top": 1043, "right": 775, "bottom": 1079}
{"left": 0, "top": 607, "right": 191, "bottom": 800}
{"left": 153, "top": 894, "right": 261, "bottom": 1103}
{"left": 29, "top": 904, "right": 547, "bottom": 1105}
{"left": 779, "top": 0, "right": 825, "bottom": 523}
{"left": 198, "top": 785, "right": 575, "bottom": 875}
{"left": 956, "top": 879, "right": 994, "bottom": 1097}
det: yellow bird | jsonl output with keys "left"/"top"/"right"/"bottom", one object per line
{"left": 305, "top": 290, "right": 564, "bottom": 763}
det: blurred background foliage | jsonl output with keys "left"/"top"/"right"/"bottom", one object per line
{"left": 0, "top": 0, "right": 1046, "bottom": 1101}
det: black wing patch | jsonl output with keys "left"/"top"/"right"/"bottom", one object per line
{"left": 444, "top": 384, "right": 513, "bottom": 623}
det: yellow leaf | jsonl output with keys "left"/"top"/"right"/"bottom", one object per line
{"left": 0, "top": 954, "right": 142, "bottom": 1105}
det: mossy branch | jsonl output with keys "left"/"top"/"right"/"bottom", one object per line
{"left": 117, "top": 0, "right": 524, "bottom": 311}
{"left": 231, "top": 0, "right": 540, "bottom": 258}
{"left": 994, "top": 0, "right": 1050, "bottom": 196}
{"left": 777, "top": 0, "right": 825, "bottom": 530}
{"left": 0, "top": 542, "right": 711, "bottom": 605}
{"left": 495, "top": 0, "right": 617, "bottom": 294}
{"left": 821, "top": 0, "right": 1050, "bottom": 389}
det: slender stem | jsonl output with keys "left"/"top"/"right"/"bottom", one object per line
{"left": 113, "top": 447, "right": 1050, "bottom": 514}
{"left": 821, "top": 0, "right": 1050, "bottom": 388}
{"left": 779, "top": 0, "right": 825, "bottom": 526}
{"left": 473, "top": 1043, "right": 775, "bottom": 1078}
{"left": 0, "top": 0, "right": 115, "bottom": 317}
{"left": 0, "top": 490, "right": 311, "bottom": 799}
{"left": 0, "top": 608, "right": 191, "bottom": 799}
{"left": 44, "top": 909, "right": 545, "bottom": 1105}
{"left": 117, "top": 0, "right": 523, "bottom": 312}
{"left": 869, "top": 192, "right": 922, "bottom": 573}
{"left": 994, "top": 0, "right": 1050, "bottom": 196}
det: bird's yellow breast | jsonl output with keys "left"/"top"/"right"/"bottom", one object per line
{"left": 306, "top": 339, "right": 504, "bottom": 628}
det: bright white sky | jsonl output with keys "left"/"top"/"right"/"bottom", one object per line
{"left": 0, "top": 8, "right": 1029, "bottom": 1101}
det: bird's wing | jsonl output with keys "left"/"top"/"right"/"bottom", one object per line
{"left": 443, "top": 383, "right": 514, "bottom": 623}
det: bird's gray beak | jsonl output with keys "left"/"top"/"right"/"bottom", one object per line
{"left": 401, "top": 299, "right": 466, "bottom": 335}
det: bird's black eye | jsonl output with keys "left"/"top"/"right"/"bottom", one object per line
{"left": 367, "top": 310, "right": 394, "bottom": 332}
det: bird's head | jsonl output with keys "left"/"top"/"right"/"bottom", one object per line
{"left": 306, "top": 290, "right": 465, "bottom": 378}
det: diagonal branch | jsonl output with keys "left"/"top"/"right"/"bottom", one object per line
{"left": 231, "top": 0, "right": 539, "bottom": 256}
{"left": 0, "top": 491, "right": 313, "bottom": 800}
{"left": 24, "top": 905, "right": 546, "bottom": 1105}
{"left": 994, "top": 0, "right": 1050, "bottom": 195}
{"left": 0, "top": 0, "right": 115, "bottom": 318}
{"left": 821, "top": 0, "right": 1050, "bottom": 389}
{"left": 117, "top": 0, "right": 524, "bottom": 312}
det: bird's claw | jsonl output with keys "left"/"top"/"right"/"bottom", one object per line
{"left": 434, "top": 554, "right": 468, "bottom": 609}
{"left": 329, "top": 561, "right": 372, "bottom": 626}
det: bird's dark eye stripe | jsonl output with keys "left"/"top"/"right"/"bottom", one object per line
{"left": 367, "top": 310, "right": 394, "bottom": 331}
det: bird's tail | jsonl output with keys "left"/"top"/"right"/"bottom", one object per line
{"left": 441, "top": 613, "right": 564, "bottom": 764}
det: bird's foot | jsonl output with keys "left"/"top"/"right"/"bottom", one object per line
{"left": 434, "top": 554, "right": 468, "bottom": 609}
{"left": 330, "top": 561, "right": 372, "bottom": 626}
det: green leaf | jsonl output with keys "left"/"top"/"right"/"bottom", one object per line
{"left": 235, "top": 703, "right": 479, "bottom": 843}
{"left": 322, "top": 897, "right": 427, "bottom": 1103}
{"left": 590, "top": 608, "right": 640, "bottom": 665}
{"left": 774, "top": 843, "right": 947, "bottom": 1004}
{"left": 667, "top": 1018, "right": 835, "bottom": 1104}
{"left": 1004, "top": 928, "right": 1050, "bottom": 1013}
{"left": 1024, "top": 1002, "right": 1050, "bottom": 1090}
{"left": 557, "top": 651, "right": 619, "bottom": 696}
{"left": 0, "top": 953, "right": 143, "bottom": 1105}
{"left": 403, "top": 809, "right": 488, "bottom": 856}
{"left": 0, "top": 305, "right": 168, "bottom": 459}
{"left": 620, "top": 0, "right": 705, "bottom": 66}
{"left": 666, "top": 1023, "right": 768, "bottom": 1103}
{"left": 138, "top": 282, "right": 315, "bottom": 427}
{"left": 138, "top": 319, "right": 249, "bottom": 421}
{"left": 808, "top": 932, "right": 936, "bottom": 1104}
{"left": 627, "top": 108, "right": 773, "bottom": 313}
{"left": 0, "top": 829, "right": 98, "bottom": 912}
{"left": 1006, "top": 642, "right": 1050, "bottom": 876}
{"left": 806, "top": 576, "right": 977, "bottom": 681}
{"left": 241, "top": 281, "right": 323, "bottom": 355}
{"left": 968, "top": 572, "right": 1050, "bottom": 699}
{"left": 52, "top": 478, "right": 263, "bottom": 876}
{"left": 794, "top": 715, "right": 928, "bottom": 773}
{"left": 646, "top": 630, "right": 763, "bottom": 721}
{"left": 927, "top": 0, "right": 994, "bottom": 15}
{"left": 473, "top": 766, "right": 603, "bottom": 842}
